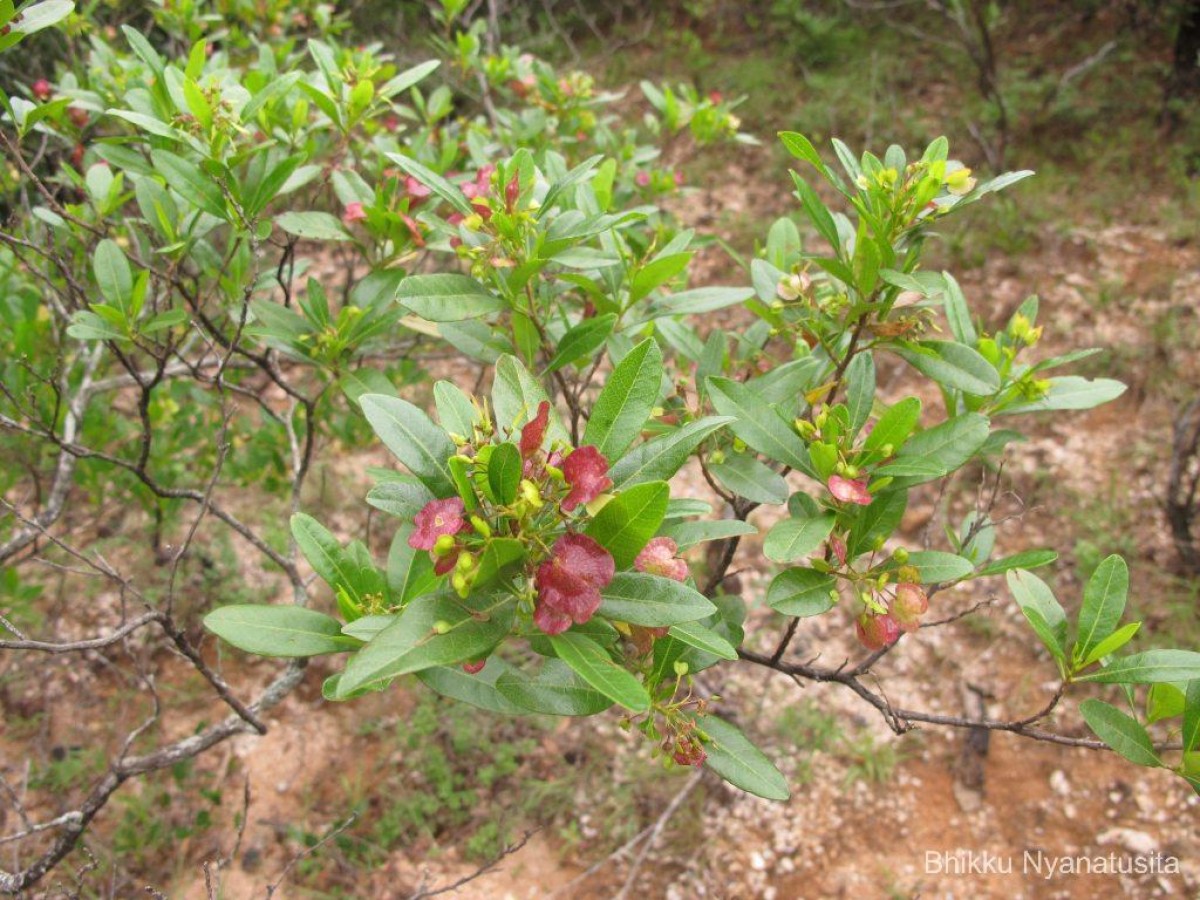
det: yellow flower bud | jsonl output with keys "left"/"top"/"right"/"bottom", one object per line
{"left": 519, "top": 479, "right": 542, "bottom": 509}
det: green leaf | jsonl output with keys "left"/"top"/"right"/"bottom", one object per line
{"left": 881, "top": 414, "right": 990, "bottom": 486}
{"left": 11, "top": 0, "right": 73, "bottom": 37}
{"left": 548, "top": 632, "right": 650, "bottom": 712}
{"left": 1075, "top": 651, "right": 1200, "bottom": 685}
{"left": 92, "top": 239, "right": 133, "bottom": 311}
{"left": 379, "top": 59, "right": 441, "bottom": 97}
{"left": 598, "top": 572, "right": 716, "bottom": 627}
{"left": 584, "top": 338, "right": 662, "bottom": 460}
{"left": 763, "top": 513, "right": 836, "bottom": 564}
{"left": 845, "top": 490, "right": 906, "bottom": 558}
{"left": 1007, "top": 569, "right": 1068, "bottom": 668}
{"left": 545, "top": 313, "right": 616, "bottom": 371}
{"left": 336, "top": 593, "right": 513, "bottom": 695}
{"left": 384, "top": 152, "right": 473, "bottom": 216}
{"left": 492, "top": 355, "right": 569, "bottom": 445}
{"left": 611, "top": 416, "right": 733, "bottom": 488}
{"left": 1184, "top": 680, "right": 1200, "bottom": 752}
{"left": 1146, "top": 682, "right": 1186, "bottom": 724}
{"left": 1079, "top": 699, "right": 1160, "bottom": 768}
{"left": 496, "top": 659, "right": 613, "bottom": 716}
{"left": 941, "top": 272, "right": 977, "bottom": 345}
{"left": 651, "top": 286, "right": 754, "bottom": 316}
{"left": 433, "top": 381, "right": 477, "bottom": 436}
{"left": 790, "top": 171, "right": 840, "bottom": 252}
{"left": 668, "top": 621, "right": 738, "bottom": 660}
{"left": 1078, "top": 622, "right": 1141, "bottom": 669}
{"left": 905, "top": 551, "right": 974, "bottom": 583}
{"left": 710, "top": 455, "right": 790, "bottom": 505}
{"left": 359, "top": 394, "right": 456, "bottom": 497}
{"left": 66, "top": 311, "right": 125, "bottom": 342}
{"left": 416, "top": 658, "right": 525, "bottom": 715}
{"left": 584, "top": 481, "right": 669, "bottom": 568}
{"left": 387, "top": 524, "right": 437, "bottom": 606}
{"left": 891, "top": 341, "right": 1001, "bottom": 395}
{"left": 274, "top": 210, "right": 351, "bottom": 241}
{"left": 766, "top": 567, "right": 837, "bottom": 617}
{"left": 397, "top": 273, "right": 503, "bottom": 322}
{"left": 204, "top": 605, "right": 359, "bottom": 657}
{"left": 366, "top": 479, "right": 434, "bottom": 520}
{"left": 778, "top": 131, "right": 833, "bottom": 181}
{"left": 472, "top": 537, "right": 525, "bottom": 589}
{"left": 997, "top": 376, "right": 1126, "bottom": 414}
{"left": 864, "top": 397, "right": 920, "bottom": 453}
{"left": 150, "top": 149, "right": 226, "bottom": 219}
{"left": 706, "top": 377, "right": 812, "bottom": 474}
{"left": 341, "top": 615, "right": 394, "bottom": 642}
{"left": 662, "top": 518, "right": 757, "bottom": 550}
{"left": 630, "top": 252, "right": 691, "bottom": 303}
{"left": 844, "top": 352, "right": 875, "bottom": 435}
{"left": 291, "top": 513, "right": 383, "bottom": 609}
{"left": 1074, "top": 554, "right": 1129, "bottom": 666}
{"left": 975, "top": 549, "right": 1057, "bottom": 577}
{"left": 486, "top": 442, "right": 522, "bottom": 506}
{"left": 700, "top": 715, "right": 789, "bottom": 800}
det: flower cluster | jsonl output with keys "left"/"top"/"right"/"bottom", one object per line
{"left": 533, "top": 533, "right": 614, "bottom": 634}
{"left": 406, "top": 399, "right": 621, "bottom": 640}
{"left": 854, "top": 580, "right": 929, "bottom": 651}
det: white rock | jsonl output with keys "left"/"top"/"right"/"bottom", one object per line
{"left": 1049, "top": 770, "right": 1071, "bottom": 796}
{"left": 1098, "top": 828, "right": 1159, "bottom": 855}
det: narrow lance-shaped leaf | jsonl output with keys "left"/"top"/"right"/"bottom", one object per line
{"left": 763, "top": 513, "right": 836, "bottom": 564}
{"left": 548, "top": 632, "right": 650, "bottom": 712}
{"left": 597, "top": 572, "right": 716, "bottom": 627}
{"left": 706, "top": 377, "right": 813, "bottom": 474}
{"left": 699, "top": 715, "right": 790, "bottom": 800}
{"left": 584, "top": 339, "right": 662, "bottom": 460}
{"left": 1079, "top": 699, "right": 1160, "bottom": 768}
{"left": 1074, "top": 554, "right": 1129, "bottom": 666}
{"left": 1074, "top": 651, "right": 1200, "bottom": 685}
{"left": 584, "top": 481, "right": 669, "bottom": 569}
{"left": 359, "top": 394, "right": 457, "bottom": 498}
{"left": 610, "top": 416, "right": 733, "bottom": 488}
{"left": 1007, "top": 569, "right": 1068, "bottom": 669}
{"left": 397, "top": 273, "right": 504, "bottom": 322}
{"left": 204, "top": 605, "right": 360, "bottom": 657}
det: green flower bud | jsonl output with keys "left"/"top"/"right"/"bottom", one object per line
{"left": 470, "top": 515, "right": 492, "bottom": 538}
{"left": 891, "top": 547, "right": 909, "bottom": 564}
{"left": 433, "top": 534, "right": 457, "bottom": 557}
{"left": 872, "top": 535, "right": 887, "bottom": 551}
{"left": 732, "top": 438, "right": 747, "bottom": 453}
{"left": 673, "top": 660, "right": 689, "bottom": 677}
{"left": 433, "top": 620, "right": 452, "bottom": 635}
{"left": 451, "top": 573, "right": 469, "bottom": 597}
{"left": 456, "top": 551, "right": 476, "bottom": 572}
